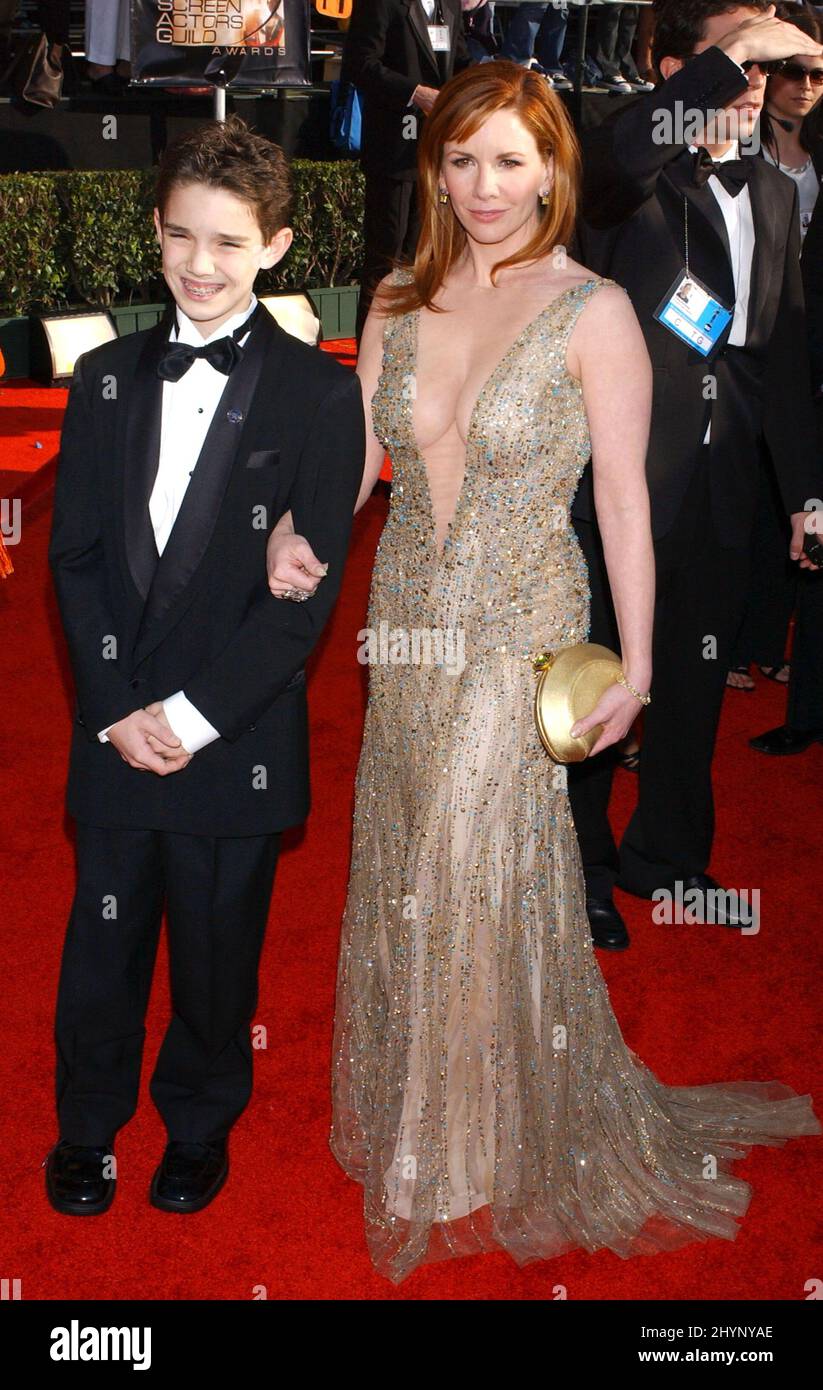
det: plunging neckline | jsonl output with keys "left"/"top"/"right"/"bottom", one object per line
{"left": 407, "top": 278, "right": 598, "bottom": 563}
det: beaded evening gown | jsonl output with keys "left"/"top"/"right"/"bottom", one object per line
{"left": 329, "top": 269, "right": 820, "bottom": 1284}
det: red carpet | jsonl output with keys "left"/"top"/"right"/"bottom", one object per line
{"left": 1, "top": 478, "right": 820, "bottom": 1300}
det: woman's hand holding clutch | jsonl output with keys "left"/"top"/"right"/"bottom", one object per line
{"left": 570, "top": 676, "right": 651, "bottom": 758}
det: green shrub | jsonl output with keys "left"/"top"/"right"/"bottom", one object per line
{"left": 0, "top": 160, "right": 365, "bottom": 314}
{"left": 0, "top": 174, "right": 67, "bottom": 311}
{"left": 54, "top": 170, "right": 163, "bottom": 308}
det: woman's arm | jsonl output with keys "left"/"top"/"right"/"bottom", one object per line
{"left": 566, "top": 283, "right": 655, "bottom": 755}
{"left": 266, "top": 276, "right": 394, "bottom": 593}
{"left": 353, "top": 277, "right": 393, "bottom": 513}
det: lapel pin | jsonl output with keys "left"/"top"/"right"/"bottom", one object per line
{"left": 227, "top": 409, "right": 244, "bottom": 424}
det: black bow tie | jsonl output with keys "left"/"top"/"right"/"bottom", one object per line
{"left": 691, "top": 147, "right": 752, "bottom": 197}
{"left": 157, "top": 304, "right": 261, "bottom": 382}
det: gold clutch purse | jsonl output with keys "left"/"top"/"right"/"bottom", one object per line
{"left": 533, "top": 642, "right": 623, "bottom": 763}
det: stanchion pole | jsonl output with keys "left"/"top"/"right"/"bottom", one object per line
{"left": 574, "top": 0, "right": 593, "bottom": 127}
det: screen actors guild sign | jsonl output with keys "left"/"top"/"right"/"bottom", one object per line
{"left": 154, "top": 1, "right": 286, "bottom": 53}
{"left": 131, "top": 0, "right": 310, "bottom": 87}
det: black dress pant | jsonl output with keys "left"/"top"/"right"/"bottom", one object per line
{"left": 356, "top": 171, "right": 420, "bottom": 342}
{"left": 786, "top": 566, "right": 823, "bottom": 730}
{"left": 731, "top": 441, "right": 796, "bottom": 670}
{"left": 569, "top": 446, "right": 752, "bottom": 899}
{"left": 55, "top": 823, "right": 281, "bottom": 1146}
{"left": 780, "top": 398, "right": 823, "bottom": 732}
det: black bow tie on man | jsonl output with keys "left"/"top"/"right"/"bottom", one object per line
{"left": 157, "top": 303, "right": 262, "bottom": 382}
{"left": 691, "top": 146, "right": 753, "bottom": 197}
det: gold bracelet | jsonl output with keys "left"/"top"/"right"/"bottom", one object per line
{"left": 616, "top": 673, "right": 651, "bottom": 706}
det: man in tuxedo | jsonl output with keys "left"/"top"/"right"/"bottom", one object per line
{"left": 751, "top": 172, "right": 823, "bottom": 756}
{"left": 569, "top": 0, "right": 823, "bottom": 948}
{"left": 46, "top": 117, "right": 365, "bottom": 1215}
{"left": 342, "top": 0, "right": 472, "bottom": 340}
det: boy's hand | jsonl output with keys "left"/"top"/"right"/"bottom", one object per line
{"left": 106, "top": 708, "right": 191, "bottom": 774}
{"left": 144, "top": 702, "right": 194, "bottom": 769}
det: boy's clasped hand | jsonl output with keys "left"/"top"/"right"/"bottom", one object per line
{"left": 106, "top": 703, "right": 193, "bottom": 775}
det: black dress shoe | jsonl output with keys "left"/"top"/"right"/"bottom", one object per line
{"left": 749, "top": 724, "right": 823, "bottom": 756}
{"left": 680, "top": 874, "right": 754, "bottom": 928}
{"left": 586, "top": 896, "right": 630, "bottom": 950}
{"left": 45, "top": 1139, "right": 116, "bottom": 1215}
{"left": 150, "top": 1140, "right": 228, "bottom": 1213}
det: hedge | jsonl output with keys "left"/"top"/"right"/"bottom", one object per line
{"left": 0, "top": 161, "right": 365, "bottom": 315}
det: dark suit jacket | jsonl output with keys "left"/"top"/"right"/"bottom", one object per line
{"left": 342, "top": 0, "right": 471, "bottom": 179}
{"left": 573, "top": 45, "right": 822, "bottom": 545}
{"left": 800, "top": 141, "right": 823, "bottom": 389}
{"left": 49, "top": 306, "right": 365, "bottom": 836}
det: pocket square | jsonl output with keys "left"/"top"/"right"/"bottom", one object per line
{"left": 246, "top": 450, "right": 280, "bottom": 469}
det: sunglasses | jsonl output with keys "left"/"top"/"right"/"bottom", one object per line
{"left": 774, "top": 61, "right": 823, "bottom": 85}
{"left": 682, "top": 53, "right": 784, "bottom": 76}
{"left": 740, "top": 59, "right": 785, "bottom": 76}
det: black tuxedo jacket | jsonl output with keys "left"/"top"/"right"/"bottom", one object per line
{"left": 342, "top": 0, "right": 471, "bottom": 180}
{"left": 572, "top": 45, "right": 822, "bottom": 545}
{"left": 800, "top": 141, "right": 823, "bottom": 388}
{"left": 49, "top": 306, "right": 365, "bottom": 836}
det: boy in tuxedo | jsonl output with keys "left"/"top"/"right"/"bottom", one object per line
{"left": 46, "top": 117, "right": 365, "bottom": 1215}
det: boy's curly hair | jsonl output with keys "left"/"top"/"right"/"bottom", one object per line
{"left": 155, "top": 114, "right": 293, "bottom": 242}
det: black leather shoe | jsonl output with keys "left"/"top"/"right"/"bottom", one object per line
{"left": 749, "top": 724, "right": 823, "bottom": 756}
{"left": 680, "top": 874, "right": 754, "bottom": 928}
{"left": 587, "top": 896, "right": 630, "bottom": 950}
{"left": 150, "top": 1140, "right": 228, "bottom": 1213}
{"left": 45, "top": 1139, "right": 116, "bottom": 1215}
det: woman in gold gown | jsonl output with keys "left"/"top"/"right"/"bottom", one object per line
{"left": 266, "top": 62, "right": 820, "bottom": 1284}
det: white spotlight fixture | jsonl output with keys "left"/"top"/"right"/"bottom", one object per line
{"left": 33, "top": 311, "right": 118, "bottom": 385}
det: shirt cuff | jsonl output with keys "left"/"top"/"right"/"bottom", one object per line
{"left": 98, "top": 726, "right": 111, "bottom": 743}
{"left": 162, "top": 691, "right": 221, "bottom": 754}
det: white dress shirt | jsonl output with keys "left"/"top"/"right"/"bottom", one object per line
{"left": 687, "top": 139, "right": 756, "bottom": 442}
{"left": 98, "top": 294, "right": 258, "bottom": 754}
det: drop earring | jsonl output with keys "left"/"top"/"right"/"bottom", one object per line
{"left": 540, "top": 189, "right": 550, "bottom": 206}
{"left": 439, "top": 188, "right": 449, "bottom": 204}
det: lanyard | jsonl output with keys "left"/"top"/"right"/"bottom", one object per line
{"left": 683, "top": 192, "right": 743, "bottom": 302}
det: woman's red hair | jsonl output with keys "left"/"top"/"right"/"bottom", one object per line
{"left": 377, "top": 59, "right": 582, "bottom": 317}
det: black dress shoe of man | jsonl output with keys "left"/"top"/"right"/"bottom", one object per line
{"left": 587, "top": 896, "right": 630, "bottom": 950}
{"left": 749, "top": 724, "right": 823, "bottom": 756}
{"left": 150, "top": 1140, "right": 228, "bottom": 1213}
{"left": 45, "top": 1139, "right": 116, "bottom": 1215}
{"left": 680, "top": 874, "right": 753, "bottom": 928}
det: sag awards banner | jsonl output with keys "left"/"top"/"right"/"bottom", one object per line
{"left": 131, "top": 0, "right": 312, "bottom": 88}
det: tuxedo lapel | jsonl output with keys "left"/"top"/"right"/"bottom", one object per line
{"left": 744, "top": 159, "right": 778, "bottom": 348}
{"left": 131, "top": 307, "right": 281, "bottom": 668}
{"left": 661, "top": 150, "right": 736, "bottom": 309}
{"left": 404, "top": 0, "right": 439, "bottom": 83}
{"left": 120, "top": 318, "right": 168, "bottom": 603}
